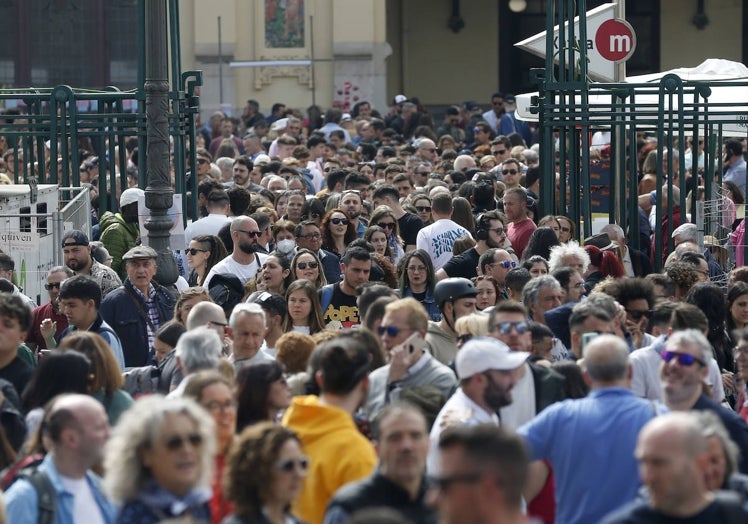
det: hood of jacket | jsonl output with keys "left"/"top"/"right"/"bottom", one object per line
{"left": 282, "top": 395, "right": 358, "bottom": 445}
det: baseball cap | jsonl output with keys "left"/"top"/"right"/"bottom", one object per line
{"left": 61, "top": 230, "right": 89, "bottom": 248}
{"left": 393, "top": 94, "right": 408, "bottom": 105}
{"left": 504, "top": 94, "right": 516, "bottom": 104}
{"left": 120, "top": 187, "right": 144, "bottom": 208}
{"left": 122, "top": 245, "right": 158, "bottom": 261}
{"left": 271, "top": 118, "right": 289, "bottom": 132}
{"left": 341, "top": 113, "right": 352, "bottom": 122}
{"left": 254, "top": 154, "right": 272, "bottom": 167}
{"left": 456, "top": 337, "right": 529, "bottom": 379}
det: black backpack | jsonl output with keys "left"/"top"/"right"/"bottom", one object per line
{"left": 17, "top": 466, "right": 55, "bottom": 524}
{"left": 208, "top": 274, "right": 245, "bottom": 312}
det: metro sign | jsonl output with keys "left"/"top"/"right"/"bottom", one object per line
{"left": 515, "top": 3, "right": 637, "bottom": 82}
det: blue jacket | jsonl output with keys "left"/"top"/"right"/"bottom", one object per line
{"left": 100, "top": 279, "right": 176, "bottom": 367}
{"left": 403, "top": 288, "right": 441, "bottom": 322}
{"left": 5, "top": 454, "right": 116, "bottom": 524}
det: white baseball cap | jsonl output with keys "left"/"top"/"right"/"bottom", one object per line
{"left": 456, "top": 337, "right": 529, "bottom": 379}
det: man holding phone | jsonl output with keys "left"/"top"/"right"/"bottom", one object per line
{"left": 364, "top": 298, "right": 457, "bottom": 417}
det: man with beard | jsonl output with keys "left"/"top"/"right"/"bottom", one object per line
{"left": 427, "top": 337, "right": 527, "bottom": 474}
{"left": 339, "top": 189, "right": 367, "bottom": 238}
{"left": 517, "top": 335, "right": 663, "bottom": 524}
{"left": 61, "top": 230, "right": 121, "bottom": 298}
{"left": 203, "top": 216, "right": 267, "bottom": 288}
{"left": 324, "top": 403, "right": 437, "bottom": 524}
{"left": 437, "top": 212, "right": 508, "bottom": 282}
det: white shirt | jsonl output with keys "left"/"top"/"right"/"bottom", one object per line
{"left": 203, "top": 252, "right": 267, "bottom": 288}
{"left": 416, "top": 219, "right": 472, "bottom": 270}
{"left": 59, "top": 475, "right": 106, "bottom": 524}
{"left": 183, "top": 213, "right": 232, "bottom": 246}
{"left": 498, "top": 363, "right": 536, "bottom": 430}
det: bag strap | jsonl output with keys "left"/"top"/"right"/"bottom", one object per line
{"left": 20, "top": 467, "right": 56, "bottom": 524}
{"left": 321, "top": 284, "right": 334, "bottom": 314}
{"left": 123, "top": 284, "right": 157, "bottom": 333}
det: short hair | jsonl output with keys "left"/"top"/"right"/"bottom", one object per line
{"left": 694, "top": 410, "right": 740, "bottom": 478}
{"left": 522, "top": 275, "right": 561, "bottom": 310}
{"left": 650, "top": 300, "right": 678, "bottom": 330}
{"left": 229, "top": 302, "right": 266, "bottom": 330}
{"left": 438, "top": 425, "right": 528, "bottom": 509}
{"left": 383, "top": 297, "right": 428, "bottom": 332}
{"left": 183, "top": 370, "right": 233, "bottom": 404}
{"left": 186, "top": 301, "right": 227, "bottom": 330}
{"left": 505, "top": 267, "right": 532, "bottom": 296}
{"left": 227, "top": 186, "right": 251, "bottom": 216}
{"left": 583, "top": 334, "right": 629, "bottom": 381}
{"left": 175, "top": 326, "right": 223, "bottom": 373}
{"left": 478, "top": 248, "right": 499, "bottom": 275}
{"left": 58, "top": 274, "right": 102, "bottom": 308}
{"left": 665, "top": 329, "right": 712, "bottom": 365}
{"left": 275, "top": 332, "right": 315, "bottom": 374}
{"left": 431, "top": 192, "right": 453, "bottom": 215}
{"left": 317, "top": 332, "right": 373, "bottom": 395}
{"left": 582, "top": 292, "right": 619, "bottom": 321}
{"left": 0, "top": 253, "right": 14, "bottom": 271}
{"left": 358, "top": 284, "right": 398, "bottom": 323}
{"left": 371, "top": 401, "right": 426, "bottom": 441}
{"left": 569, "top": 300, "right": 612, "bottom": 332}
{"left": 155, "top": 320, "right": 186, "bottom": 349}
{"left": 455, "top": 312, "right": 489, "bottom": 339}
{"left": 47, "top": 265, "right": 73, "bottom": 279}
{"left": 672, "top": 223, "right": 698, "bottom": 241}
{"left": 646, "top": 273, "right": 675, "bottom": 297}
{"left": 488, "top": 300, "right": 528, "bottom": 327}
{"left": 341, "top": 247, "right": 371, "bottom": 265}
{"left": 670, "top": 303, "right": 708, "bottom": 333}
{"left": 550, "top": 266, "right": 576, "bottom": 289}
{"left": 43, "top": 396, "right": 84, "bottom": 444}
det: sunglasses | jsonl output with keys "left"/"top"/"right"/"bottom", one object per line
{"left": 44, "top": 282, "right": 61, "bottom": 290}
{"left": 297, "top": 261, "right": 319, "bottom": 270}
{"left": 491, "top": 260, "right": 516, "bottom": 269}
{"left": 237, "top": 229, "right": 262, "bottom": 238}
{"left": 415, "top": 206, "right": 432, "bottom": 213}
{"left": 377, "top": 325, "right": 411, "bottom": 338}
{"left": 330, "top": 217, "right": 349, "bottom": 225}
{"left": 421, "top": 147, "right": 437, "bottom": 153}
{"left": 431, "top": 472, "right": 483, "bottom": 491}
{"left": 492, "top": 150, "right": 507, "bottom": 155}
{"left": 492, "top": 321, "right": 530, "bottom": 335}
{"left": 626, "top": 309, "right": 653, "bottom": 320}
{"left": 186, "top": 248, "right": 207, "bottom": 256}
{"left": 378, "top": 222, "right": 395, "bottom": 230}
{"left": 164, "top": 432, "right": 203, "bottom": 451}
{"left": 660, "top": 350, "right": 706, "bottom": 367}
{"left": 196, "top": 158, "right": 208, "bottom": 164}
{"left": 276, "top": 456, "right": 310, "bottom": 474}
{"left": 502, "top": 169, "right": 518, "bottom": 175}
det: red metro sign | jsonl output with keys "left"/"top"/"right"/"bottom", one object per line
{"left": 595, "top": 18, "right": 636, "bottom": 63}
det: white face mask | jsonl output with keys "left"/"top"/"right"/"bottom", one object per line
{"left": 275, "top": 239, "right": 296, "bottom": 257}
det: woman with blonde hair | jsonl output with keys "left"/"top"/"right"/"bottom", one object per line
{"left": 455, "top": 313, "right": 489, "bottom": 348}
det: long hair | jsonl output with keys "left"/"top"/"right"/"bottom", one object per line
{"left": 584, "top": 245, "right": 625, "bottom": 279}
{"left": 21, "top": 351, "right": 91, "bottom": 413}
{"left": 369, "top": 205, "right": 404, "bottom": 247}
{"left": 192, "top": 234, "right": 228, "bottom": 285}
{"left": 364, "top": 225, "right": 392, "bottom": 261}
{"left": 58, "top": 331, "right": 124, "bottom": 394}
{"left": 521, "top": 227, "right": 561, "bottom": 263}
{"left": 398, "top": 249, "right": 436, "bottom": 297}
{"left": 263, "top": 251, "right": 293, "bottom": 295}
{"left": 282, "top": 279, "right": 325, "bottom": 334}
{"left": 451, "top": 196, "right": 476, "bottom": 232}
{"left": 235, "top": 361, "right": 286, "bottom": 432}
{"left": 290, "top": 248, "right": 327, "bottom": 288}
{"left": 726, "top": 281, "right": 748, "bottom": 333}
{"left": 320, "top": 208, "right": 356, "bottom": 254}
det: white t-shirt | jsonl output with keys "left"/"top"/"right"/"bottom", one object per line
{"left": 416, "top": 219, "right": 472, "bottom": 270}
{"left": 183, "top": 214, "right": 232, "bottom": 246}
{"left": 499, "top": 363, "right": 536, "bottom": 430}
{"left": 59, "top": 475, "right": 106, "bottom": 524}
{"left": 203, "top": 252, "right": 267, "bottom": 288}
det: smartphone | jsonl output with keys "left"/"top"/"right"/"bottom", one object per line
{"left": 400, "top": 332, "right": 427, "bottom": 354}
{"left": 581, "top": 332, "right": 599, "bottom": 354}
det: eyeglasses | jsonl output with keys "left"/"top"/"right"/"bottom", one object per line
{"left": 571, "top": 280, "right": 586, "bottom": 289}
{"left": 377, "top": 325, "right": 412, "bottom": 338}
{"left": 430, "top": 472, "right": 483, "bottom": 491}
{"left": 297, "top": 261, "right": 319, "bottom": 270}
{"left": 502, "top": 169, "right": 518, "bottom": 175}
{"left": 330, "top": 217, "right": 349, "bottom": 225}
{"left": 186, "top": 248, "right": 208, "bottom": 256}
{"left": 276, "top": 456, "right": 310, "bottom": 474}
{"left": 661, "top": 349, "right": 706, "bottom": 367}
{"left": 407, "top": 265, "right": 426, "bottom": 273}
{"left": 164, "top": 432, "right": 203, "bottom": 451}
{"left": 491, "top": 260, "right": 516, "bottom": 269}
{"left": 196, "top": 158, "right": 208, "bottom": 165}
{"left": 492, "top": 321, "right": 530, "bottom": 335}
{"left": 487, "top": 227, "right": 505, "bottom": 235}
{"left": 204, "top": 400, "right": 237, "bottom": 413}
{"left": 236, "top": 229, "right": 262, "bottom": 238}
{"left": 44, "top": 282, "right": 62, "bottom": 290}
{"left": 378, "top": 222, "right": 395, "bottom": 230}
{"left": 298, "top": 232, "right": 321, "bottom": 240}
{"left": 208, "top": 320, "right": 228, "bottom": 328}
{"left": 626, "top": 309, "right": 653, "bottom": 320}
{"left": 415, "top": 171, "right": 430, "bottom": 176}
{"left": 415, "top": 206, "right": 431, "bottom": 213}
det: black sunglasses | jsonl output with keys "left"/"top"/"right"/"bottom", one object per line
{"left": 186, "top": 248, "right": 207, "bottom": 256}
{"left": 44, "top": 282, "right": 61, "bottom": 290}
{"left": 378, "top": 222, "right": 395, "bottom": 230}
{"left": 237, "top": 229, "right": 262, "bottom": 238}
{"left": 502, "top": 169, "right": 518, "bottom": 175}
{"left": 415, "top": 206, "right": 432, "bottom": 213}
{"left": 626, "top": 309, "right": 652, "bottom": 320}
{"left": 330, "top": 217, "right": 349, "bottom": 225}
{"left": 297, "top": 261, "right": 319, "bottom": 270}
{"left": 164, "top": 432, "right": 203, "bottom": 451}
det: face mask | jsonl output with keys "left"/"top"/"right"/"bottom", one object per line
{"left": 276, "top": 239, "right": 296, "bottom": 258}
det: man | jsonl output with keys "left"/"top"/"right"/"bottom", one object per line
{"left": 487, "top": 301, "right": 565, "bottom": 429}
{"left": 427, "top": 337, "right": 528, "bottom": 473}
{"left": 325, "top": 403, "right": 437, "bottom": 524}
{"left": 660, "top": 329, "right": 748, "bottom": 473}
{"left": 371, "top": 185, "right": 422, "bottom": 251}
{"left": 26, "top": 266, "right": 72, "bottom": 350}
{"left": 414, "top": 137, "right": 438, "bottom": 164}
{"left": 319, "top": 108, "right": 352, "bottom": 143}
{"left": 100, "top": 246, "right": 176, "bottom": 367}
{"left": 482, "top": 92, "right": 505, "bottom": 133}
{"left": 185, "top": 301, "right": 231, "bottom": 354}
{"left": 602, "top": 412, "right": 748, "bottom": 523}
{"left": 426, "top": 278, "right": 477, "bottom": 365}
{"left": 603, "top": 277, "right": 657, "bottom": 349}
{"left": 416, "top": 193, "right": 471, "bottom": 271}
{"left": 551, "top": 267, "right": 585, "bottom": 304}
{"left": 183, "top": 189, "right": 232, "bottom": 247}
{"left": 57, "top": 275, "right": 125, "bottom": 369}
{"left": 283, "top": 333, "right": 377, "bottom": 524}
{"left": 364, "top": 298, "right": 457, "bottom": 417}
{"left": 227, "top": 302, "right": 274, "bottom": 370}
{"left": 498, "top": 158, "right": 523, "bottom": 190}
{"left": 339, "top": 189, "right": 367, "bottom": 238}
{"left": 169, "top": 326, "right": 223, "bottom": 397}
{"left": 503, "top": 187, "right": 536, "bottom": 259}
{"left": 295, "top": 221, "right": 341, "bottom": 284}
{"left": 518, "top": 335, "right": 663, "bottom": 524}
{"left": 208, "top": 117, "right": 244, "bottom": 158}
{"left": 61, "top": 230, "right": 122, "bottom": 298}
{"left": 392, "top": 173, "right": 415, "bottom": 200}
{"left": 437, "top": 212, "right": 506, "bottom": 281}
{"left": 247, "top": 291, "right": 287, "bottom": 356}
{"left": 0, "top": 293, "right": 34, "bottom": 398}
{"left": 0, "top": 254, "right": 36, "bottom": 310}
{"left": 99, "top": 187, "right": 144, "bottom": 279}
{"left": 601, "top": 223, "right": 652, "bottom": 277}
{"left": 522, "top": 275, "right": 563, "bottom": 326}
{"left": 723, "top": 138, "right": 747, "bottom": 198}
{"left": 491, "top": 136, "right": 513, "bottom": 165}
{"left": 319, "top": 247, "right": 371, "bottom": 329}
{"left": 5, "top": 394, "right": 116, "bottom": 523}
{"left": 203, "top": 216, "right": 267, "bottom": 288}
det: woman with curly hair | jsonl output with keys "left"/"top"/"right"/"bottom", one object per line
{"left": 104, "top": 396, "right": 216, "bottom": 523}
{"left": 290, "top": 248, "right": 327, "bottom": 289}
{"left": 223, "top": 423, "right": 306, "bottom": 524}
{"left": 187, "top": 234, "right": 228, "bottom": 287}
{"left": 369, "top": 205, "right": 405, "bottom": 264}
{"left": 283, "top": 279, "right": 326, "bottom": 335}
{"left": 398, "top": 249, "right": 440, "bottom": 322}
{"left": 320, "top": 208, "right": 356, "bottom": 257}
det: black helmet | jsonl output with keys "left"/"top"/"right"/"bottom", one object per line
{"left": 434, "top": 278, "right": 478, "bottom": 309}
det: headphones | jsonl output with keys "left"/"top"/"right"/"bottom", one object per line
{"left": 476, "top": 213, "right": 492, "bottom": 241}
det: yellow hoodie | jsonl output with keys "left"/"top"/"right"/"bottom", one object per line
{"left": 282, "top": 395, "right": 377, "bottom": 524}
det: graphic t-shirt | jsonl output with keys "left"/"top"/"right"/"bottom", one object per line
{"left": 320, "top": 283, "right": 360, "bottom": 329}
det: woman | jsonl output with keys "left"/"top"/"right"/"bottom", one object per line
{"left": 105, "top": 396, "right": 215, "bottom": 523}
{"left": 223, "top": 423, "right": 306, "bottom": 524}
{"left": 187, "top": 235, "right": 228, "bottom": 287}
{"left": 411, "top": 195, "right": 433, "bottom": 225}
{"left": 523, "top": 255, "right": 550, "bottom": 277}
{"left": 454, "top": 313, "right": 489, "bottom": 348}
{"left": 58, "top": 331, "right": 134, "bottom": 425}
{"left": 398, "top": 250, "right": 440, "bottom": 322}
{"left": 283, "top": 280, "right": 326, "bottom": 335}
{"left": 290, "top": 249, "right": 327, "bottom": 289}
{"left": 451, "top": 197, "right": 476, "bottom": 233}
{"left": 300, "top": 197, "right": 325, "bottom": 225}
{"left": 521, "top": 227, "right": 561, "bottom": 264}
{"left": 259, "top": 252, "right": 293, "bottom": 296}
{"left": 556, "top": 215, "right": 575, "bottom": 243}
{"left": 235, "top": 361, "right": 291, "bottom": 432}
{"left": 369, "top": 205, "right": 405, "bottom": 265}
{"left": 320, "top": 208, "right": 356, "bottom": 257}
{"left": 274, "top": 191, "right": 289, "bottom": 219}
{"left": 183, "top": 371, "right": 237, "bottom": 524}
{"left": 473, "top": 275, "right": 500, "bottom": 311}
{"left": 583, "top": 245, "right": 625, "bottom": 294}
{"left": 537, "top": 215, "right": 561, "bottom": 238}
{"left": 727, "top": 282, "right": 748, "bottom": 343}
{"left": 174, "top": 287, "right": 214, "bottom": 325}
{"left": 364, "top": 225, "right": 391, "bottom": 262}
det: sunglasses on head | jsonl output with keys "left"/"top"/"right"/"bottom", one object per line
{"left": 44, "top": 282, "right": 61, "bottom": 290}
{"left": 415, "top": 206, "right": 431, "bottom": 213}
{"left": 276, "top": 456, "right": 310, "bottom": 473}
{"left": 660, "top": 350, "right": 706, "bottom": 367}
{"left": 502, "top": 169, "right": 518, "bottom": 175}
{"left": 186, "top": 248, "right": 207, "bottom": 256}
{"left": 164, "top": 432, "right": 203, "bottom": 451}
{"left": 297, "top": 261, "right": 319, "bottom": 270}
{"left": 493, "top": 321, "right": 530, "bottom": 335}
{"left": 377, "top": 325, "right": 409, "bottom": 338}
{"left": 626, "top": 309, "right": 652, "bottom": 320}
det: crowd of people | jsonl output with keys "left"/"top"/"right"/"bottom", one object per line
{"left": 0, "top": 93, "right": 746, "bottom": 523}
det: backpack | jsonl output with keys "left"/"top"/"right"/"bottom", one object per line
{"left": 123, "top": 364, "right": 161, "bottom": 397}
{"left": 320, "top": 283, "right": 335, "bottom": 313}
{"left": 6, "top": 464, "right": 56, "bottom": 524}
{"left": 208, "top": 274, "right": 245, "bottom": 312}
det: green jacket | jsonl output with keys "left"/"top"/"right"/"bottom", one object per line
{"left": 99, "top": 211, "right": 139, "bottom": 279}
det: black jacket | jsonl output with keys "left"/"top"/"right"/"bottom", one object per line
{"left": 530, "top": 363, "right": 566, "bottom": 414}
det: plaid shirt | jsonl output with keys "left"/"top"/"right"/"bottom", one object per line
{"left": 131, "top": 283, "right": 159, "bottom": 350}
